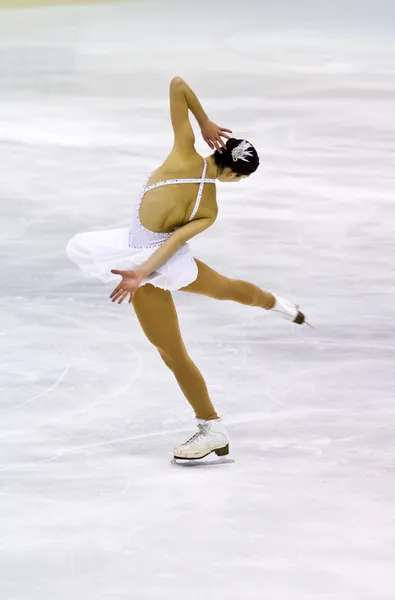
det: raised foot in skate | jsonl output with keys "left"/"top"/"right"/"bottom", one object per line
{"left": 272, "top": 294, "right": 312, "bottom": 326}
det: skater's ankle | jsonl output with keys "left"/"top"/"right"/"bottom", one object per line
{"left": 267, "top": 294, "right": 276, "bottom": 310}
{"left": 196, "top": 414, "right": 220, "bottom": 421}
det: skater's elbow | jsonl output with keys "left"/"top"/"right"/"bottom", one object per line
{"left": 171, "top": 217, "right": 215, "bottom": 248}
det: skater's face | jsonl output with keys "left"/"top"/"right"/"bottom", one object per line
{"left": 217, "top": 167, "right": 249, "bottom": 183}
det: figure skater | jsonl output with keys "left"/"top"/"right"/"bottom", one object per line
{"left": 66, "top": 76, "right": 306, "bottom": 461}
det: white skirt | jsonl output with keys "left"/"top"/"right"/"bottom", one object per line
{"left": 66, "top": 228, "right": 198, "bottom": 291}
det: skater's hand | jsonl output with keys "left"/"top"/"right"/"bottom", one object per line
{"left": 109, "top": 269, "right": 145, "bottom": 304}
{"left": 201, "top": 120, "right": 232, "bottom": 153}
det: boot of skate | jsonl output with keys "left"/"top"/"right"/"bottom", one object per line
{"left": 173, "top": 418, "right": 230, "bottom": 460}
{"left": 271, "top": 293, "right": 306, "bottom": 325}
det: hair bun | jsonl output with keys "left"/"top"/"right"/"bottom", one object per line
{"left": 214, "top": 138, "right": 259, "bottom": 176}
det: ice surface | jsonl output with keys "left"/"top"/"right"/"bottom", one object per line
{"left": 1, "top": 1, "right": 395, "bottom": 599}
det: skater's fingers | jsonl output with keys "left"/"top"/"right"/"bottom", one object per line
{"left": 116, "top": 291, "right": 128, "bottom": 305}
{"left": 117, "top": 291, "right": 128, "bottom": 305}
{"left": 110, "top": 283, "right": 123, "bottom": 299}
{"left": 213, "top": 140, "right": 222, "bottom": 153}
{"left": 220, "top": 127, "right": 232, "bottom": 133}
{"left": 111, "top": 288, "right": 125, "bottom": 302}
{"left": 220, "top": 131, "right": 231, "bottom": 140}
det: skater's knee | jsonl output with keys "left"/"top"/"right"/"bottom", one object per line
{"left": 220, "top": 276, "right": 247, "bottom": 302}
{"left": 158, "top": 348, "right": 173, "bottom": 368}
{"left": 212, "top": 276, "right": 232, "bottom": 301}
{"left": 157, "top": 346, "right": 188, "bottom": 370}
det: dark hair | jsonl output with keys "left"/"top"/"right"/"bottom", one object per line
{"left": 213, "top": 138, "right": 259, "bottom": 176}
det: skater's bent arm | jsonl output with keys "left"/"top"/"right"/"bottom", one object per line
{"left": 170, "top": 77, "right": 209, "bottom": 153}
{"left": 138, "top": 218, "right": 215, "bottom": 277}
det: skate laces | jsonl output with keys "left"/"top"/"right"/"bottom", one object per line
{"left": 182, "top": 423, "right": 210, "bottom": 446}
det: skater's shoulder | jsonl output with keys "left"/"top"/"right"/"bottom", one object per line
{"left": 150, "top": 152, "right": 214, "bottom": 182}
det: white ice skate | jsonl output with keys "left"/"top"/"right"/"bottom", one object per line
{"left": 173, "top": 418, "right": 230, "bottom": 460}
{"left": 272, "top": 293, "right": 307, "bottom": 325}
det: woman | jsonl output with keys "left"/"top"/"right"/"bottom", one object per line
{"left": 67, "top": 76, "right": 306, "bottom": 461}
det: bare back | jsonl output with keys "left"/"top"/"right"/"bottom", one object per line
{"left": 139, "top": 150, "right": 218, "bottom": 234}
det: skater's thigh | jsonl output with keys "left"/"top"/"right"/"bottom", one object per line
{"left": 179, "top": 259, "right": 230, "bottom": 300}
{"left": 132, "top": 283, "right": 184, "bottom": 353}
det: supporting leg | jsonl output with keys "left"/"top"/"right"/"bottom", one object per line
{"left": 132, "top": 283, "right": 218, "bottom": 420}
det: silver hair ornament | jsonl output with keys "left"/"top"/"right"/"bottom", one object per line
{"left": 231, "top": 140, "right": 254, "bottom": 163}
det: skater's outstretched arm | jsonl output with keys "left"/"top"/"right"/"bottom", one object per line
{"left": 170, "top": 77, "right": 197, "bottom": 154}
{"left": 110, "top": 216, "right": 216, "bottom": 303}
{"left": 140, "top": 216, "right": 216, "bottom": 276}
{"left": 170, "top": 77, "right": 232, "bottom": 154}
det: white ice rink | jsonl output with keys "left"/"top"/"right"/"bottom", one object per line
{"left": 1, "top": 0, "right": 395, "bottom": 598}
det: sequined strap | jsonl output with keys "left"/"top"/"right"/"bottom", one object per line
{"left": 144, "top": 178, "right": 216, "bottom": 193}
{"left": 188, "top": 160, "right": 207, "bottom": 222}
{"left": 144, "top": 160, "right": 216, "bottom": 194}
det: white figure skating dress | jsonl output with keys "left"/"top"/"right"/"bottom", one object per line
{"left": 66, "top": 160, "right": 216, "bottom": 291}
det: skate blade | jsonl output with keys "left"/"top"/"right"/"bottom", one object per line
{"left": 171, "top": 456, "right": 235, "bottom": 467}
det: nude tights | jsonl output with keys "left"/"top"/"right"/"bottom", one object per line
{"left": 132, "top": 259, "right": 275, "bottom": 420}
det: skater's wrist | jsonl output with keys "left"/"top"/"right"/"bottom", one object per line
{"left": 197, "top": 114, "right": 210, "bottom": 129}
{"left": 136, "top": 267, "right": 149, "bottom": 280}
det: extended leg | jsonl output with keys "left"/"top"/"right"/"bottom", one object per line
{"left": 180, "top": 259, "right": 275, "bottom": 309}
{"left": 180, "top": 259, "right": 306, "bottom": 324}
{"left": 132, "top": 283, "right": 218, "bottom": 420}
